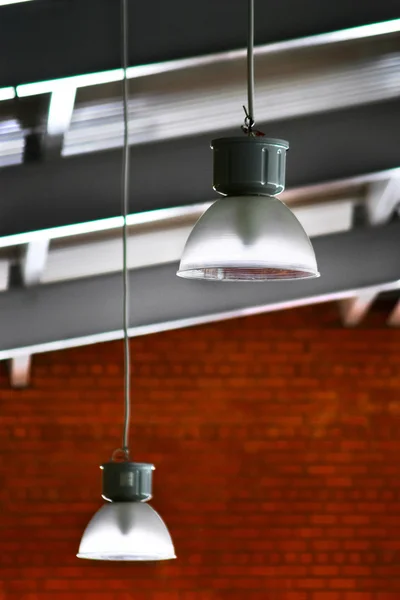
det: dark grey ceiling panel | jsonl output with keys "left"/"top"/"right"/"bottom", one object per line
{"left": 0, "top": 222, "right": 399, "bottom": 358}
{"left": 0, "top": 0, "right": 399, "bottom": 86}
{"left": 0, "top": 99, "right": 399, "bottom": 237}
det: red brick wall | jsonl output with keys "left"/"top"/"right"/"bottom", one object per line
{"left": 0, "top": 304, "right": 399, "bottom": 600}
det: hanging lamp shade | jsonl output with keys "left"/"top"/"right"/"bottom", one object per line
{"left": 77, "top": 462, "right": 176, "bottom": 561}
{"left": 77, "top": 0, "right": 175, "bottom": 565}
{"left": 77, "top": 502, "right": 175, "bottom": 561}
{"left": 177, "top": 137, "right": 319, "bottom": 282}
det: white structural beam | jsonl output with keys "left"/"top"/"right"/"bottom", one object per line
{"left": 339, "top": 289, "right": 379, "bottom": 326}
{"left": 0, "top": 221, "right": 398, "bottom": 361}
{"left": 366, "top": 178, "right": 400, "bottom": 225}
{"left": 13, "top": 19, "right": 400, "bottom": 99}
{"left": 0, "top": 167, "right": 384, "bottom": 251}
{"left": 21, "top": 239, "right": 50, "bottom": 286}
{"left": 9, "top": 240, "right": 50, "bottom": 387}
{"left": 42, "top": 200, "right": 354, "bottom": 285}
{"left": 45, "top": 84, "right": 76, "bottom": 157}
{"left": 0, "top": 260, "right": 9, "bottom": 290}
{"left": 339, "top": 279, "right": 400, "bottom": 326}
{"left": 47, "top": 85, "right": 76, "bottom": 137}
{"left": 42, "top": 225, "right": 193, "bottom": 284}
{"left": 388, "top": 301, "right": 400, "bottom": 327}
{"left": 0, "top": 0, "right": 33, "bottom": 5}
{"left": 7, "top": 85, "right": 68, "bottom": 385}
{"left": 9, "top": 355, "right": 32, "bottom": 388}
{"left": 294, "top": 200, "right": 353, "bottom": 238}
{"left": 63, "top": 33, "right": 400, "bottom": 155}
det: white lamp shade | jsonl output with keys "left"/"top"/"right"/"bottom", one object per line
{"left": 177, "top": 195, "right": 319, "bottom": 281}
{"left": 77, "top": 502, "right": 176, "bottom": 561}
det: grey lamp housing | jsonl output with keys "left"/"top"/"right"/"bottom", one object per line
{"left": 177, "top": 137, "right": 319, "bottom": 282}
{"left": 77, "top": 461, "right": 176, "bottom": 561}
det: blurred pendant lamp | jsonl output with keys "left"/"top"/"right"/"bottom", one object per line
{"left": 77, "top": 0, "right": 175, "bottom": 562}
{"left": 177, "top": 0, "right": 319, "bottom": 281}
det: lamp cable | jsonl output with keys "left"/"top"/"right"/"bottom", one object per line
{"left": 242, "top": 0, "right": 256, "bottom": 134}
{"left": 247, "top": 0, "right": 255, "bottom": 130}
{"left": 121, "top": 0, "right": 131, "bottom": 458}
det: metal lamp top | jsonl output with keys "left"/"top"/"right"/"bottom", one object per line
{"left": 212, "top": 136, "right": 289, "bottom": 197}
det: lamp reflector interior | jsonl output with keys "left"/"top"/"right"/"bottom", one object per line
{"left": 177, "top": 196, "right": 319, "bottom": 282}
{"left": 77, "top": 501, "right": 176, "bottom": 561}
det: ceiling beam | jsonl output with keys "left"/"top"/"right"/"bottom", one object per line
{"left": 0, "top": 222, "right": 398, "bottom": 360}
{"left": 9, "top": 239, "right": 50, "bottom": 387}
{"left": 1, "top": 99, "right": 400, "bottom": 238}
{"left": 8, "top": 354, "right": 31, "bottom": 388}
{"left": 1, "top": 1, "right": 399, "bottom": 87}
{"left": 0, "top": 260, "right": 9, "bottom": 290}
{"left": 365, "top": 178, "right": 400, "bottom": 225}
{"left": 7, "top": 96, "right": 54, "bottom": 387}
{"left": 21, "top": 239, "right": 49, "bottom": 286}
{"left": 339, "top": 290, "right": 379, "bottom": 326}
{"left": 388, "top": 301, "right": 400, "bottom": 327}
{"left": 41, "top": 200, "right": 353, "bottom": 285}
{"left": 61, "top": 29, "right": 400, "bottom": 156}
{"left": 44, "top": 85, "right": 76, "bottom": 159}
{"left": 0, "top": 169, "right": 381, "bottom": 250}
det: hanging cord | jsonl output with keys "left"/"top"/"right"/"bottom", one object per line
{"left": 241, "top": 0, "right": 255, "bottom": 134}
{"left": 246, "top": 0, "right": 255, "bottom": 132}
{"left": 120, "top": 0, "right": 131, "bottom": 460}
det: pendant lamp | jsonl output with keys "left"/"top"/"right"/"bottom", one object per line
{"left": 77, "top": 461, "right": 175, "bottom": 561}
{"left": 77, "top": 0, "right": 175, "bottom": 562}
{"left": 177, "top": 0, "right": 319, "bottom": 282}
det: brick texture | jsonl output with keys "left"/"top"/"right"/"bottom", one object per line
{"left": 0, "top": 303, "right": 399, "bottom": 599}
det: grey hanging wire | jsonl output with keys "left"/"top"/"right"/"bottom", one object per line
{"left": 242, "top": 0, "right": 256, "bottom": 135}
{"left": 246, "top": 0, "right": 255, "bottom": 129}
{"left": 121, "top": 0, "right": 131, "bottom": 459}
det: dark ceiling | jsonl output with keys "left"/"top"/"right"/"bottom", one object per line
{"left": 1, "top": 0, "right": 400, "bottom": 236}
{"left": 0, "top": 0, "right": 399, "bottom": 363}
{"left": 1, "top": 98, "right": 400, "bottom": 237}
{"left": 0, "top": 0, "right": 399, "bottom": 86}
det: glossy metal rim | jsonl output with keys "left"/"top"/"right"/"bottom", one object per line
{"left": 177, "top": 265, "right": 320, "bottom": 282}
{"left": 77, "top": 552, "right": 177, "bottom": 561}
